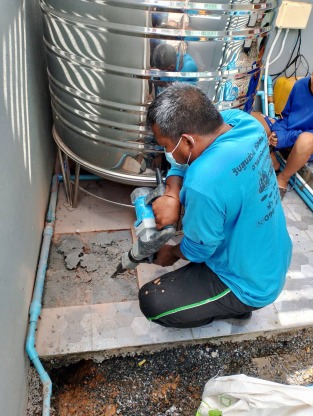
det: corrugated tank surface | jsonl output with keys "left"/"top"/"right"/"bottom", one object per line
{"left": 40, "top": 0, "right": 278, "bottom": 185}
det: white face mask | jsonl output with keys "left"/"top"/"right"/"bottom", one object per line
{"left": 165, "top": 135, "right": 194, "bottom": 171}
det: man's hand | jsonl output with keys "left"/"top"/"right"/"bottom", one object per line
{"left": 152, "top": 195, "right": 181, "bottom": 230}
{"left": 154, "top": 244, "right": 180, "bottom": 267}
{"left": 268, "top": 132, "right": 278, "bottom": 147}
{"left": 152, "top": 175, "right": 183, "bottom": 230}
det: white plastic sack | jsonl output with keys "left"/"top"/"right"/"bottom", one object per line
{"left": 197, "top": 374, "right": 313, "bottom": 416}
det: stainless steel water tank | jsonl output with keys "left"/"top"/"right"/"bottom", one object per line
{"left": 40, "top": 0, "right": 278, "bottom": 185}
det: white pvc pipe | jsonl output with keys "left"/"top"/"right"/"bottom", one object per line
{"left": 269, "top": 29, "right": 289, "bottom": 66}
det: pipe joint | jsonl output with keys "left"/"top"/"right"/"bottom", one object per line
{"left": 43, "top": 380, "right": 53, "bottom": 394}
{"left": 26, "top": 346, "right": 38, "bottom": 362}
{"left": 43, "top": 225, "right": 53, "bottom": 237}
{"left": 29, "top": 300, "right": 42, "bottom": 321}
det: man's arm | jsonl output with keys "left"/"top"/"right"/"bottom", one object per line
{"left": 280, "top": 85, "right": 294, "bottom": 120}
{"left": 272, "top": 84, "right": 295, "bottom": 133}
{"left": 154, "top": 243, "right": 187, "bottom": 266}
{"left": 152, "top": 175, "right": 183, "bottom": 229}
{"left": 271, "top": 85, "right": 304, "bottom": 148}
{"left": 154, "top": 188, "right": 225, "bottom": 267}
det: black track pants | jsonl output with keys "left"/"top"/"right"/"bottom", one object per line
{"left": 139, "top": 262, "right": 259, "bottom": 328}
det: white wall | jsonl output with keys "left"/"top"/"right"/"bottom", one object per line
{"left": 254, "top": 0, "right": 313, "bottom": 111}
{"left": 269, "top": 1, "right": 313, "bottom": 78}
{"left": 0, "top": 1, "right": 54, "bottom": 415}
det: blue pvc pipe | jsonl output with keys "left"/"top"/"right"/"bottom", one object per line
{"left": 258, "top": 75, "right": 275, "bottom": 117}
{"left": 268, "top": 102, "right": 275, "bottom": 119}
{"left": 47, "top": 175, "right": 59, "bottom": 223}
{"left": 266, "top": 76, "right": 276, "bottom": 119}
{"left": 256, "top": 91, "right": 266, "bottom": 115}
{"left": 57, "top": 174, "right": 102, "bottom": 182}
{"left": 26, "top": 174, "right": 59, "bottom": 416}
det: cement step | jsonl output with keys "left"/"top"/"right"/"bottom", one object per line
{"left": 36, "top": 184, "right": 313, "bottom": 362}
{"left": 36, "top": 299, "right": 295, "bottom": 361}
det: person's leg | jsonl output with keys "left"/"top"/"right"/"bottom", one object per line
{"left": 138, "top": 262, "right": 257, "bottom": 328}
{"left": 271, "top": 150, "right": 281, "bottom": 171}
{"left": 277, "top": 132, "right": 313, "bottom": 190}
{"left": 251, "top": 112, "right": 281, "bottom": 170}
{"left": 250, "top": 111, "right": 273, "bottom": 136}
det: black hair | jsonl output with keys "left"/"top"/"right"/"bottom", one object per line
{"left": 147, "top": 83, "right": 223, "bottom": 142}
{"left": 153, "top": 44, "right": 177, "bottom": 70}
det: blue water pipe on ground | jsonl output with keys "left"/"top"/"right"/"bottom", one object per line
{"left": 26, "top": 174, "right": 59, "bottom": 416}
{"left": 57, "top": 174, "right": 102, "bottom": 182}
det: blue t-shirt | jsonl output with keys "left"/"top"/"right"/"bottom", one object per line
{"left": 171, "top": 110, "right": 292, "bottom": 307}
{"left": 176, "top": 53, "right": 198, "bottom": 73}
{"left": 158, "top": 53, "right": 198, "bottom": 84}
{"left": 272, "top": 76, "right": 313, "bottom": 148}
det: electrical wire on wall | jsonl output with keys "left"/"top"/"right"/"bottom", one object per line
{"left": 270, "top": 29, "right": 310, "bottom": 81}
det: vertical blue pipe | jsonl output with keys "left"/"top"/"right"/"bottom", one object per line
{"left": 26, "top": 175, "right": 59, "bottom": 416}
{"left": 256, "top": 91, "right": 265, "bottom": 115}
{"left": 266, "top": 76, "right": 275, "bottom": 118}
{"left": 257, "top": 76, "right": 275, "bottom": 117}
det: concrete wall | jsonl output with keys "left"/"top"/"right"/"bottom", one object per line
{"left": 0, "top": 1, "right": 54, "bottom": 415}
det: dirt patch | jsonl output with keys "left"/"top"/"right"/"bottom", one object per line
{"left": 27, "top": 327, "right": 313, "bottom": 416}
{"left": 43, "top": 231, "right": 138, "bottom": 307}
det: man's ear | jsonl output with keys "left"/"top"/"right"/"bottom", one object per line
{"left": 168, "top": 64, "right": 176, "bottom": 71}
{"left": 181, "top": 134, "right": 195, "bottom": 148}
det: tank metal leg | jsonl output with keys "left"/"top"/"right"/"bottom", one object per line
{"left": 72, "top": 163, "right": 81, "bottom": 208}
{"left": 58, "top": 148, "right": 70, "bottom": 204}
{"left": 64, "top": 154, "right": 73, "bottom": 204}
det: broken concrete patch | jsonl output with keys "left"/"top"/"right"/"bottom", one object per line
{"left": 89, "top": 232, "right": 116, "bottom": 247}
{"left": 57, "top": 237, "right": 84, "bottom": 255}
{"left": 43, "top": 230, "right": 138, "bottom": 308}
{"left": 102, "top": 244, "right": 121, "bottom": 259}
{"left": 80, "top": 253, "right": 101, "bottom": 272}
{"left": 64, "top": 249, "right": 84, "bottom": 270}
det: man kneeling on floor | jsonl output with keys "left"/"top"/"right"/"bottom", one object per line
{"left": 139, "top": 83, "right": 292, "bottom": 329}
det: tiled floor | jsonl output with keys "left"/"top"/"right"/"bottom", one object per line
{"left": 37, "top": 181, "right": 313, "bottom": 359}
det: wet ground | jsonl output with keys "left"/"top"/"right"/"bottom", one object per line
{"left": 27, "top": 327, "right": 313, "bottom": 416}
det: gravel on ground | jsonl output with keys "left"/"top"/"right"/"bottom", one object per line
{"left": 27, "top": 327, "right": 313, "bottom": 416}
